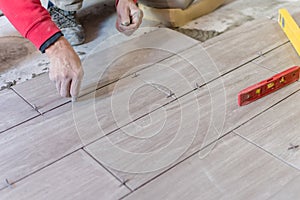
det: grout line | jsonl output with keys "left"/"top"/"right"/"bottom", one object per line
{"left": 121, "top": 88, "right": 300, "bottom": 198}
{"left": 0, "top": 147, "right": 83, "bottom": 192}
{"left": 116, "top": 70, "right": 300, "bottom": 197}
{"left": 4, "top": 74, "right": 296, "bottom": 195}
{"left": 0, "top": 114, "right": 41, "bottom": 135}
{"left": 83, "top": 40, "right": 290, "bottom": 148}
{"left": 0, "top": 88, "right": 43, "bottom": 135}
{"left": 209, "top": 41, "right": 289, "bottom": 81}
{"left": 251, "top": 60, "right": 280, "bottom": 74}
{"left": 0, "top": 30, "right": 291, "bottom": 194}
{"left": 119, "top": 132, "right": 234, "bottom": 200}
{"left": 228, "top": 87, "right": 300, "bottom": 135}
{"left": 202, "top": 19, "right": 288, "bottom": 49}
{"left": 234, "top": 132, "right": 300, "bottom": 171}
{"left": 251, "top": 52, "right": 300, "bottom": 84}
{"left": 82, "top": 148, "right": 133, "bottom": 192}
{"left": 39, "top": 100, "right": 71, "bottom": 115}
{"left": 19, "top": 35, "right": 287, "bottom": 118}
{"left": 11, "top": 88, "right": 43, "bottom": 115}
{"left": 38, "top": 43, "right": 199, "bottom": 117}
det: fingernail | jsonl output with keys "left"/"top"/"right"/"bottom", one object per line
{"left": 72, "top": 96, "right": 78, "bottom": 102}
{"left": 121, "top": 21, "right": 130, "bottom": 26}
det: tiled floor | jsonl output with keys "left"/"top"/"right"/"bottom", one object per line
{"left": 2, "top": 1, "right": 300, "bottom": 199}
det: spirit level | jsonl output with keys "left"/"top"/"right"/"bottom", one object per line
{"left": 238, "top": 66, "right": 300, "bottom": 106}
{"left": 238, "top": 9, "right": 300, "bottom": 106}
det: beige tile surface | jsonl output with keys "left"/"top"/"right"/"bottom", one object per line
{"left": 0, "top": 150, "right": 129, "bottom": 200}
{"left": 124, "top": 134, "right": 300, "bottom": 200}
{"left": 11, "top": 73, "right": 67, "bottom": 114}
{"left": 0, "top": 89, "right": 39, "bottom": 133}
{"left": 2, "top": 7, "right": 300, "bottom": 199}
{"left": 203, "top": 19, "right": 288, "bottom": 74}
{"left": 13, "top": 28, "right": 198, "bottom": 114}
{"left": 235, "top": 90, "right": 300, "bottom": 169}
{"left": 252, "top": 42, "right": 300, "bottom": 73}
{"left": 85, "top": 62, "right": 300, "bottom": 189}
{"left": 0, "top": 66, "right": 170, "bottom": 190}
{"left": 0, "top": 104, "right": 82, "bottom": 190}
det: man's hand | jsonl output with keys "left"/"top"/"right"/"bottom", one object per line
{"left": 45, "top": 36, "right": 84, "bottom": 100}
{"left": 116, "top": 0, "right": 143, "bottom": 36}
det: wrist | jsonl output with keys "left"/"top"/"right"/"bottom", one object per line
{"left": 116, "top": 0, "right": 138, "bottom": 6}
{"left": 45, "top": 36, "right": 69, "bottom": 55}
{"left": 40, "top": 32, "right": 63, "bottom": 53}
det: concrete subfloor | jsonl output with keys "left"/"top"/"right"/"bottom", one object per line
{"left": 0, "top": 0, "right": 299, "bottom": 89}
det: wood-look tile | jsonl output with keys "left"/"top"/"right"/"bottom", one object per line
{"left": 2, "top": 19, "right": 295, "bottom": 198}
{"left": 137, "top": 44, "right": 221, "bottom": 98}
{"left": 270, "top": 176, "right": 300, "bottom": 199}
{"left": 0, "top": 150, "right": 129, "bottom": 200}
{"left": 235, "top": 90, "right": 300, "bottom": 169}
{"left": 203, "top": 19, "right": 288, "bottom": 74}
{"left": 79, "top": 28, "right": 197, "bottom": 96}
{"left": 0, "top": 89, "right": 39, "bottom": 133}
{"left": 11, "top": 73, "right": 68, "bottom": 114}
{"left": 123, "top": 134, "right": 300, "bottom": 200}
{"left": 252, "top": 42, "right": 300, "bottom": 73}
{"left": 0, "top": 104, "right": 82, "bottom": 190}
{"left": 13, "top": 28, "right": 197, "bottom": 113}
{"left": 72, "top": 74, "right": 168, "bottom": 144}
{"left": 0, "top": 69, "right": 169, "bottom": 189}
{"left": 85, "top": 63, "right": 300, "bottom": 189}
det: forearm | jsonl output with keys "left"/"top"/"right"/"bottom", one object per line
{"left": 0, "top": 0, "right": 61, "bottom": 50}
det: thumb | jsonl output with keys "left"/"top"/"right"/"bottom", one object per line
{"left": 119, "top": 7, "right": 131, "bottom": 26}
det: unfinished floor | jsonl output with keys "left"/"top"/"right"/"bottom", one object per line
{"left": 2, "top": 0, "right": 300, "bottom": 199}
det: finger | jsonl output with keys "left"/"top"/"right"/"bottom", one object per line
{"left": 118, "top": 11, "right": 142, "bottom": 35}
{"left": 118, "top": 23, "right": 137, "bottom": 32}
{"left": 121, "top": 21, "right": 130, "bottom": 26}
{"left": 60, "top": 79, "right": 72, "bottom": 97}
{"left": 123, "top": 29, "right": 136, "bottom": 36}
{"left": 56, "top": 81, "right": 62, "bottom": 93}
{"left": 49, "top": 70, "right": 56, "bottom": 82}
{"left": 131, "top": 10, "right": 143, "bottom": 26}
{"left": 70, "top": 76, "right": 82, "bottom": 101}
{"left": 119, "top": 6, "right": 131, "bottom": 27}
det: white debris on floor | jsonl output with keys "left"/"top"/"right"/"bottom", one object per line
{"left": 0, "top": 0, "right": 299, "bottom": 89}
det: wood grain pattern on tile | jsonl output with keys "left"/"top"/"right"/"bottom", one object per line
{"left": 11, "top": 73, "right": 68, "bottom": 114}
{"left": 136, "top": 44, "right": 221, "bottom": 98}
{"left": 203, "top": 19, "right": 288, "bottom": 75}
{"left": 0, "top": 68, "right": 171, "bottom": 189}
{"left": 0, "top": 89, "right": 39, "bottom": 133}
{"left": 85, "top": 62, "right": 300, "bottom": 190}
{"left": 0, "top": 150, "right": 129, "bottom": 200}
{"left": 13, "top": 28, "right": 198, "bottom": 114}
{"left": 235, "top": 90, "right": 300, "bottom": 169}
{"left": 0, "top": 104, "right": 82, "bottom": 190}
{"left": 123, "top": 134, "right": 300, "bottom": 200}
{"left": 252, "top": 42, "right": 300, "bottom": 73}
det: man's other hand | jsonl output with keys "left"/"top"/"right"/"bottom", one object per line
{"left": 116, "top": 0, "right": 143, "bottom": 36}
